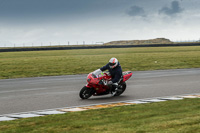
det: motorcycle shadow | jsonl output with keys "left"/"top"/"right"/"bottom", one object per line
{"left": 86, "top": 95, "right": 127, "bottom": 101}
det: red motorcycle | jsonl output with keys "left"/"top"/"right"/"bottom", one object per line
{"left": 79, "top": 71, "right": 132, "bottom": 99}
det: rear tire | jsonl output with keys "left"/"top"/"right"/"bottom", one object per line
{"left": 79, "top": 86, "right": 94, "bottom": 99}
{"left": 114, "top": 82, "right": 126, "bottom": 96}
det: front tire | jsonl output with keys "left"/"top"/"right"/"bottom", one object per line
{"left": 79, "top": 86, "right": 94, "bottom": 99}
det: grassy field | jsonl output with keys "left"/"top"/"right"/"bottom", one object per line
{"left": 0, "top": 46, "right": 200, "bottom": 79}
{"left": 0, "top": 46, "right": 199, "bottom": 132}
{"left": 0, "top": 98, "right": 199, "bottom": 133}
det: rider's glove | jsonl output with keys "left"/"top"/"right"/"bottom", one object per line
{"left": 108, "top": 81, "right": 113, "bottom": 85}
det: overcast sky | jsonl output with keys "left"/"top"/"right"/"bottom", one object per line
{"left": 0, "top": 0, "right": 200, "bottom": 47}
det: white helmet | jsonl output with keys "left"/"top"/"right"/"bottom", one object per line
{"left": 109, "top": 57, "right": 118, "bottom": 69}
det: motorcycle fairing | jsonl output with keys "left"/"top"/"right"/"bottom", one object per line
{"left": 122, "top": 71, "right": 133, "bottom": 82}
{"left": 85, "top": 71, "right": 132, "bottom": 96}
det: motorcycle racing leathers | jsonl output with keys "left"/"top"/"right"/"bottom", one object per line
{"left": 100, "top": 62, "right": 123, "bottom": 94}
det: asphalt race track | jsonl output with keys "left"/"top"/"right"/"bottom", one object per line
{"left": 0, "top": 68, "right": 200, "bottom": 115}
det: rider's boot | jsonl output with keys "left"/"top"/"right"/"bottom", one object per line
{"left": 111, "top": 83, "right": 119, "bottom": 96}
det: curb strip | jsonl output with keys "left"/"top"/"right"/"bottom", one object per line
{"left": 0, "top": 93, "right": 199, "bottom": 122}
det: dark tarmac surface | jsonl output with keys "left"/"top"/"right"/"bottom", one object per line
{"left": 0, "top": 68, "right": 199, "bottom": 115}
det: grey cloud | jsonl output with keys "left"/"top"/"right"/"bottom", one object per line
{"left": 0, "top": 0, "right": 133, "bottom": 24}
{"left": 159, "top": 1, "right": 184, "bottom": 16}
{"left": 127, "top": 6, "right": 146, "bottom": 17}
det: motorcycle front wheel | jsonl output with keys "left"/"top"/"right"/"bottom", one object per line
{"left": 79, "top": 86, "right": 94, "bottom": 99}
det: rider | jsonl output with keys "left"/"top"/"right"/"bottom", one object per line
{"left": 93, "top": 57, "right": 123, "bottom": 95}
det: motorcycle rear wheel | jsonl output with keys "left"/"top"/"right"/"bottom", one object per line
{"left": 114, "top": 82, "right": 126, "bottom": 96}
{"left": 79, "top": 86, "right": 94, "bottom": 99}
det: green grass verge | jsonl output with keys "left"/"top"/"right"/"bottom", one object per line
{"left": 0, "top": 98, "right": 199, "bottom": 133}
{"left": 0, "top": 46, "right": 200, "bottom": 79}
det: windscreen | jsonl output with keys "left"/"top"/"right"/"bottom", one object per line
{"left": 92, "top": 71, "right": 103, "bottom": 78}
